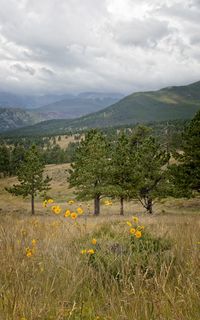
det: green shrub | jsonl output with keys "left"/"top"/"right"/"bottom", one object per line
{"left": 83, "top": 224, "right": 172, "bottom": 283}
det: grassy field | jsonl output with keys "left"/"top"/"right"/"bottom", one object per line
{"left": 0, "top": 164, "right": 200, "bottom": 320}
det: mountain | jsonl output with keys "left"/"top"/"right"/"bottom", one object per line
{"left": 0, "top": 108, "right": 40, "bottom": 132}
{"left": 0, "top": 92, "right": 123, "bottom": 132}
{"left": 0, "top": 92, "right": 73, "bottom": 109}
{"left": 33, "top": 93, "right": 124, "bottom": 119}
{"left": 2, "top": 81, "right": 200, "bottom": 137}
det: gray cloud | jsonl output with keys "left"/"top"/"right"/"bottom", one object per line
{"left": 11, "top": 63, "right": 36, "bottom": 75}
{"left": 0, "top": 0, "right": 199, "bottom": 94}
{"left": 112, "top": 18, "right": 171, "bottom": 47}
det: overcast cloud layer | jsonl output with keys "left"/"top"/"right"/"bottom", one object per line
{"left": 0, "top": 0, "right": 200, "bottom": 94}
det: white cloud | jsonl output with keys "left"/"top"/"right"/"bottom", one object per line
{"left": 0, "top": 0, "right": 199, "bottom": 94}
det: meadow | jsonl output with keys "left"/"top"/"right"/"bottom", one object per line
{"left": 0, "top": 164, "right": 200, "bottom": 320}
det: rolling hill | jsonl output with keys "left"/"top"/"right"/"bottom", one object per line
{"left": 2, "top": 80, "right": 200, "bottom": 136}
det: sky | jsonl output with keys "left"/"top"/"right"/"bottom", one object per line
{"left": 0, "top": 0, "right": 200, "bottom": 95}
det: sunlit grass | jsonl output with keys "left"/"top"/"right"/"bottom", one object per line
{"left": 0, "top": 208, "right": 199, "bottom": 320}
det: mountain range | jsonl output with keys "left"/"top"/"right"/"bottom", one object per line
{"left": 1, "top": 81, "right": 200, "bottom": 136}
{"left": 0, "top": 92, "right": 123, "bottom": 132}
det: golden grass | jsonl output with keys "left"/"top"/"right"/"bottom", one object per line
{"left": 50, "top": 134, "right": 84, "bottom": 150}
{"left": 0, "top": 210, "right": 200, "bottom": 320}
{"left": 0, "top": 164, "right": 200, "bottom": 319}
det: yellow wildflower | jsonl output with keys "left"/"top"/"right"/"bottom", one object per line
{"left": 130, "top": 228, "right": 136, "bottom": 235}
{"left": 53, "top": 206, "right": 61, "bottom": 214}
{"left": 91, "top": 238, "right": 97, "bottom": 245}
{"left": 47, "top": 198, "right": 54, "bottom": 204}
{"left": 26, "top": 247, "right": 33, "bottom": 257}
{"left": 52, "top": 205, "right": 57, "bottom": 212}
{"left": 68, "top": 200, "right": 75, "bottom": 205}
{"left": 137, "top": 225, "right": 144, "bottom": 231}
{"left": 31, "top": 239, "right": 37, "bottom": 246}
{"left": 71, "top": 212, "right": 77, "bottom": 219}
{"left": 135, "top": 230, "right": 142, "bottom": 238}
{"left": 104, "top": 200, "right": 112, "bottom": 206}
{"left": 64, "top": 209, "right": 71, "bottom": 217}
{"left": 77, "top": 207, "right": 84, "bottom": 214}
{"left": 43, "top": 200, "right": 48, "bottom": 207}
{"left": 81, "top": 249, "right": 87, "bottom": 254}
{"left": 87, "top": 249, "right": 95, "bottom": 255}
{"left": 132, "top": 216, "right": 139, "bottom": 223}
{"left": 126, "top": 221, "right": 132, "bottom": 227}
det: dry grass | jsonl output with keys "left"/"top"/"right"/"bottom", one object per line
{"left": 0, "top": 164, "right": 200, "bottom": 319}
{"left": 49, "top": 134, "right": 84, "bottom": 150}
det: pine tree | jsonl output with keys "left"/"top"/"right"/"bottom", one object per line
{"left": 170, "top": 110, "right": 200, "bottom": 196}
{"left": 109, "top": 132, "right": 133, "bottom": 215}
{"left": 6, "top": 145, "right": 51, "bottom": 215}
{"left": 68, "top": 130, "right": 110, "bottom": 215}
{"left": 0, "top": 144, "right": 11, "bottom": 177}
{"left": 10, "top": 144, "right": 26, "bottom": 175}
{"left": 132, "top": 136, "right": 170, "bottom": 214}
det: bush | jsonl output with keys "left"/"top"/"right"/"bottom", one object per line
{"left": 82, "top": 223, "right": 172, "bottom": 283}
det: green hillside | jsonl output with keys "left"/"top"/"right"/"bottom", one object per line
{"left": 2, "top": 81, "right": 200, "bottom": 136}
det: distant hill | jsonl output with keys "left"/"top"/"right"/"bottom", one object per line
{"left": 33, "top": 93, "right": 123, "bottom": 120}
{"left": 2, "top": 81, "right": 200, "bottom": 136}
{"left": 0, "top": 108, "right": 40, "bottom": 132}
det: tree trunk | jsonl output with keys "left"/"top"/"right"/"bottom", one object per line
{"left": 146, "top": 197, "right": 153, "bottom": 214}
{"left": 120, "top": 197, "right": 124, "bottom": 216}
{"left": 94, "top": 195, "right": 100, "bottom": 215}
{"left": 31, "top": 194, "right": 35, "bottom": 215}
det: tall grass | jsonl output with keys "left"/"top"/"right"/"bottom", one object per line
{"left": 0, "top": 213, "right": 199, "bottom": 320}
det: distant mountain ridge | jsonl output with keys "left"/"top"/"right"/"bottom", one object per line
{"left": 0, "top": 92, "right": 123, "bottom": 132}
{"left": 34, "top": 92, "right": 124, "bottom": 120}
{"left": 4, "top": 80, "right": 199, "bottom": 136}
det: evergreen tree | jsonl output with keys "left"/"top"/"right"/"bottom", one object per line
{"left": 170, "top": 111, "right": 200, "bottom": 196}
{"left": 109, "top": 132, "right": 132, "bottom": 215}
{"left": 132, "top": 136, "right": 170, "bottom": 214}
{"left": 10, "top": 144, "right": 26, "bottom": 175}
{"left": 6, "top": 145, "right": 51, "bottom": 215}
{"left": 68, "top": 130, "right": 110, "bottom": 215}
{"left": 0, "top": 144, "right": 11, "bottom": 177}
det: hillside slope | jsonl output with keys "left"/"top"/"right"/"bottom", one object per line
{"left": 0, "top": 108, "right": 40, "bottom": 132}
{"left": 2, "top": 81, "right": 200, "bottom": 136}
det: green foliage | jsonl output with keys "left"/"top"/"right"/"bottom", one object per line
{"left": 10, "top": 144, "right": 26, "bottom": 175}
{"left": 0, "top": 144, "right": 11, "bottom": 177}
{"left": 68, "top": 130, "right": 110, "bottom": 214}
{"left": 6, "top": 145, "right": 51, "bottom": 214}
{"left": 131, "top": 136, "right": 170, "bottom": 213}
{"left": 86, "top": 224, "right": 172, "bottom": 282}
{"left": 170, "top": 110, "right": 200, "bottom": 196}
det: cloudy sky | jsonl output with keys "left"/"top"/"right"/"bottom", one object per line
{"left": 0, "top": 0, "right": 200, "bottom": 95}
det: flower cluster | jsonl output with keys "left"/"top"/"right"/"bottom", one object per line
{"left": 25, "top": 239, "right": 37, "bottom": 258}
{"left": 81, "top": 238, "right": 97, "bottom": 255}
{"left": 52, "top": 205, "right": 61, "bottom": 214}
{"left": 126, "top": 216, "right": 144, "bottom": 239}
{"left": 43, "top": 198, "right": 85, "bottom": 221}
{"left": 43, "top": 198, "right": 54, "bottom": 208}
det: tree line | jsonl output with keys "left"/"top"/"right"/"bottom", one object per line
{"left": 4, "top": 110, "right": 200, "bottom": 215}
{"left": 0, "top": 141, "right": 79, "bottom": 177}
